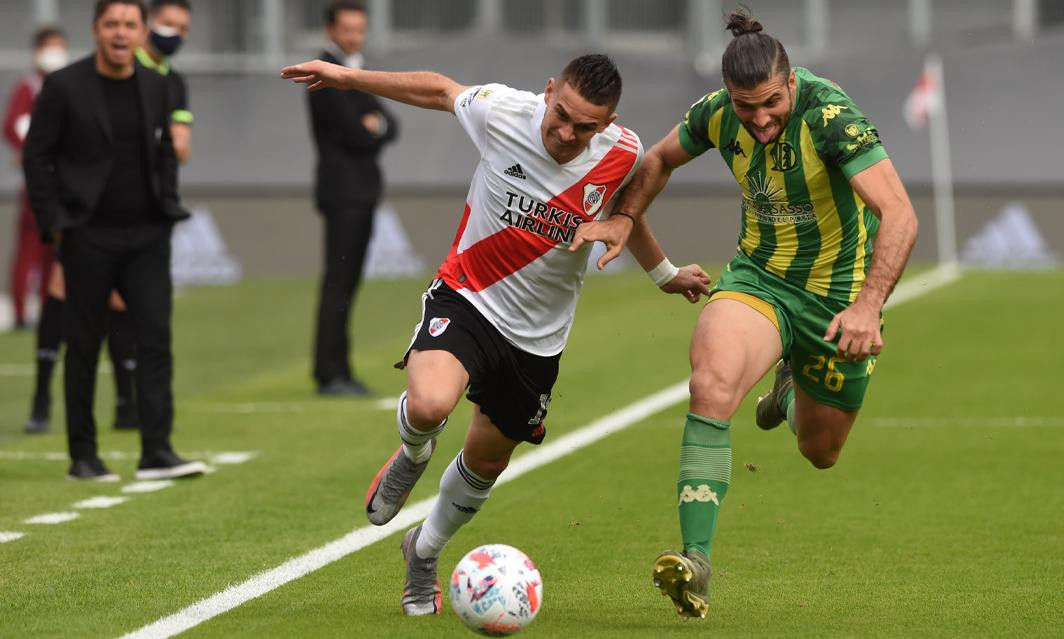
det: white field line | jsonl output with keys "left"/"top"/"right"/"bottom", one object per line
{"left": 122, "top": 481, "right": 175, "bottom": 494}
{"left": 210, "top": 452, "right": 257, "bottom": 465}
{"left": 0, "top": 451, "right": 256, "bottom": 464}
{"left": 882, "top": 262, "right": 961, "bottom": 309}
{"left": 24, "top": 512, "right": 79, "bottom": 525}
{"left": 122, "top": 264, "right": 961, "bottom": 639}
{"left": 119, "top": 382, "right": 691, "bottom": 639}
{"left": 5, "top": 458, "right": 253, "bottom": 541}
{"left": 73, "top": 496, "right": 130, "bottom": 509}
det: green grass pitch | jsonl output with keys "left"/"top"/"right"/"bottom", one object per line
{"left": 1, "top": 267, "right": 1062, "bottom": 637}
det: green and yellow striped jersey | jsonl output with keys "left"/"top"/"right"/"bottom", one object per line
{"left": 678, "top": 67, "right": 887, "bottom": 302}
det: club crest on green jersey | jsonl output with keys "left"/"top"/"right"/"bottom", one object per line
{"left": 769, "top": 141, "right": 799, "bottom": 172}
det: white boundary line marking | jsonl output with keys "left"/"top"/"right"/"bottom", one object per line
{"left": 120, "top": 383, "right": 690, "bottom": 639}
{"left": 0, "top": 532, "right": 27, "bottom": 544}
{"left": 0, "top": 450, "right": 256, "bottom": 463}
{"left": 73, "top": 496, "right": 130, "bottom": 509}
{"left": 122, "top": 481, "right": 175, "bottom": 494}
{"left": 882, "top": 262, "right": 961, "bottom": 309}
{"left": 24, "top": 512, "right": 80, "bottom": 525}
{"left": 122, "top": 264, "right": 961, "bottom": 639}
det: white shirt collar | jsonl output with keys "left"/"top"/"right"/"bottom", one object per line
{"left": 324, "top": 41, "right": 364, "bottom": 69}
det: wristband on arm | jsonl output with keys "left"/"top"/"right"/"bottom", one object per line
{"left": 647, "top": 258, "right": 679, "bottom": 288}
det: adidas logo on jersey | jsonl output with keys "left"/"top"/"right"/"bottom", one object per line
{"left": 504, "top": 163, "right": 527, "bottom": 179}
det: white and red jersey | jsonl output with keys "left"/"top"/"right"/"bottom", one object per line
{"left": 439, "top": 83, "right": 643, "bottom": 356}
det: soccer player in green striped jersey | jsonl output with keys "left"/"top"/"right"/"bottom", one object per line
{"left": 571, "top": 9, "right": 918, "bottom": 619}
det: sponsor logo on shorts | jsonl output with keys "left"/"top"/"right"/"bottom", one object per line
{"left": 428, "top": 317, "right": 451, "bottom": 337}
{"left": 527, "top": 393, "right": 552, "bottom": 425}
{"left": 678, "top": 483, "right": 720, "bottom": 506}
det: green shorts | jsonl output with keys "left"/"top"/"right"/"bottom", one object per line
{"left": 710, "top": 251, "right": 880, "bottom": 412}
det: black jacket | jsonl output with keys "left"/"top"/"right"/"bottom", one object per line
{"left": 308, "top": 51, "right": 398, "bottom": 210}
{"left": 23, "top": 55, "right": 188, "bottom": 241}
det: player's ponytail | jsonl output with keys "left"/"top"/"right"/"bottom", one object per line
{"left": 725, "top": 11, "right": 763, "bottom": 37}
{"left": 721, "top": 8, "right": 790, "bottom": 89}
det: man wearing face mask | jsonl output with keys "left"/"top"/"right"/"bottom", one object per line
{"left": 3, "top": 27, "right": 68, "bottom": 333}
{"left": 136, "top": 0, "right": 192, "bottom": 164}
{"left": 307, "top": 0, "right": 399, "bottom": 396}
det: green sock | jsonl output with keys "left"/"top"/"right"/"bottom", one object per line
{"left": 677, "top": 413, "right": 731, "bottom": 558}
{"left": 780, "top": 387, "right": 796, "bottom": 434}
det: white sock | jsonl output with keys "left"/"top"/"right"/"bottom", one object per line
{"left": 416, "top": 450, "right": 494, "bottom": 559}
{"left": 396, "top": 391, "right": 446, "bottom": 464}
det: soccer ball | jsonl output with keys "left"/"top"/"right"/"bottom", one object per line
{"left": 449, "top": 544, "right": 543, "bottom": 636}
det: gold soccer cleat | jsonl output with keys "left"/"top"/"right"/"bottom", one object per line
{"left": 653, "top": 549, "right": 711, "bottom": 620}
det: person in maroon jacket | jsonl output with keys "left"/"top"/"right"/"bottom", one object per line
{"left": 3, "top": 26, "right": 67, "bottom": 331}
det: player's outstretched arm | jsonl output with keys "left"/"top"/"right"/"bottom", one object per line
{"left": 824, "top": 158, "right": 919, "bottom": 361}
{"left": 281, "top": 60, "right": 467, "bottom": 113}
{"left": 570, "top": 126, "right": 695, "bottom": 268}
{"left": 627, "top": 215, "right": 711, "bottom": 303}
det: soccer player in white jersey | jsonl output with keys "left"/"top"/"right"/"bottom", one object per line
{"left": 282, "top": 54, "right": 711, "bottom": 616}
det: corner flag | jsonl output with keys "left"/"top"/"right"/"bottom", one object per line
{"left": 903, "top": 58, "right": 941, "bottom": 129}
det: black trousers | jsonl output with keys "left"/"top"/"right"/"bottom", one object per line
{"left": 313, "top": 202, "right": 376, "bottom": 384}
{"left": 60, "top": 224, "right": 174, "bottom": 461}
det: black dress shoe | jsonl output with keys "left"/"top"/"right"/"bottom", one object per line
{"left": 68, "top": 458, "right": 120, "bottom": 482}
{"left": 135, "top": 449, "right": 208, "bottom": 480}
{"left": 317, "top": 378, "right": 371, "bottom": 396}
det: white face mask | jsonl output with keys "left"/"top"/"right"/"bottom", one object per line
{"left": 34, "top": 46, "right": 69, "bottom": 74}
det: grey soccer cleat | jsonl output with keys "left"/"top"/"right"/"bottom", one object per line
{"left": 400, "top": 525, "right": 441, "bottom": 616}
{"left": 653, "top": 549, "right": 711, "bottom": 619}
{"left": 364, "top": 442, "right": 435, "bottom": 526}
{"left": 755, "top": 359, "right": 794, "bottom": 431}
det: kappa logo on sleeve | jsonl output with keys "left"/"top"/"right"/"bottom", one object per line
{"left": 428, "top": 317, "right": 451, "bottom": 337}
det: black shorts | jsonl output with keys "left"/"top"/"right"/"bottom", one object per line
{"left": 397, "top": 279, "right": 559, "bottom": 444}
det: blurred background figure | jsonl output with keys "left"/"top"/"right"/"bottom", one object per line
{"left": 2, "top": 27, "right": 72, "bottom": 435}
{"left": 22, "top": 0, "right": 204, "bottom": 480}
{"left": 3, "top": 26, "right": 67, "bottom": 333}
{"left": 308, "top": 0, "right": 398, "bottom": 397}
{"left": 137, "top": 0, "right": 193, "bottom": 165}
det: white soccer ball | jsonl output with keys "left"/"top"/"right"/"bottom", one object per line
{"left": 449, "top": 544, "right": 543, "bottom": 636}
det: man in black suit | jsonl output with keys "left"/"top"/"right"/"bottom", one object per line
{"left": 23, "top": 0, "right": 206, "bottom": 481}
{"left": 308, "top": 0, "right": 398, "bottom": 396}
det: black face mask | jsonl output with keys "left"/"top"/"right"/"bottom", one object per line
{"left": 149, "top": 27, "right": 184, "bottom": 57}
